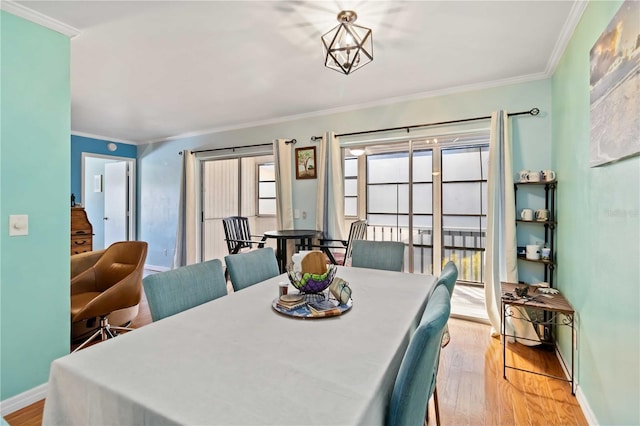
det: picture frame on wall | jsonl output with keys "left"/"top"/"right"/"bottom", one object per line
{"left": 589, "top": 0, "right": 640, "bottom": 167}
{"left": 295, "top": 146, "right": 317, "bottom": 179}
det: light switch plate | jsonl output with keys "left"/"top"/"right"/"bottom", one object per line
{"left": 9, "top": 214, "right": 28, "bottom": 236}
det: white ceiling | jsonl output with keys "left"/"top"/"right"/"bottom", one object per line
{"left": 11, "top": 1, "right": 582, "bottom": 144}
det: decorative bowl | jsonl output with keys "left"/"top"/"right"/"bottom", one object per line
{"left": 287, "top": 264, "right": 337, "bottom": 294}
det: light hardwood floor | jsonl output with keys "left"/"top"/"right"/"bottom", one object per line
{"left": 6, "top": 292, "right": 586, "bottom": 426}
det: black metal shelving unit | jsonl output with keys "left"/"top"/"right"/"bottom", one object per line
{"left": 514, "top": 180, "right": 557, "bottom": 287}
{"left": 514, "top": 179, "right": 557, "bottom": 343}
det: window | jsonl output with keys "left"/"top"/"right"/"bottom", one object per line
{"left": 344, "top": 157, "right": 358, "bottom": 217}
{"left": 258, "top": 162, "right": 276, "bottom": 215}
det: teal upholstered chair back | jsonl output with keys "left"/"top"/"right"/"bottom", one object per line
{"left": 351, "top": 240, "right": 405, "bottom": 272}
{"left": 428, "top": 260, "right": 458, "bottom": 300}
{"left": 224, "top": 247, "right": 280, "bottom": 292}
{"left": 387, "top": 285, "right": 451, "bottom": 426}
{"left": 142, "top": 259, "right": 227, "bottom": 322}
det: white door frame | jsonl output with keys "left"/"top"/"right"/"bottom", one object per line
{"left": 81, "top": 152, "right": 137, "bottom": 243}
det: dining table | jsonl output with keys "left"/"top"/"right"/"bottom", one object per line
{"left": 262, "top": 229, "right": 321, "bottom": 272}
{"left": 42, "top": 266, "right": 436, "bottom": 425}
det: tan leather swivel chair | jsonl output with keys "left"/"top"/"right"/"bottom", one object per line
{"left": 71, "top": 241, "right": 148, "bottom": 351}
{"left": 71, "top": 249, "right": 141, "bottom": 342}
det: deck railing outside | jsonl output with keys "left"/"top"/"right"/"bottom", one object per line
{"left": 365, "top": 225, "right": 485, "bottom": 284}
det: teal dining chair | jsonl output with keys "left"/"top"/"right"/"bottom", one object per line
{"left": 224, "top": 247, "right": 280, "bottom": 292}
{"left": 433, "top": 260, "right": 458, "bottom": 298}
{"left": 425, "top": 260, "right": 458, "bottom": 424}
{"left": 387, "top": 285, "right": 451, "bottom": 426}
{"left": 350, "top": 240, "right": 405, "bottom": 272}
{"left": 142, "top": 259, "right": 227, "bottom": 322}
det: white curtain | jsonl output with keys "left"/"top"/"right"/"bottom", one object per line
{"left": 315, "top": 132, "right": 346, "bottom": 241}
{"left": 484, "top": 111, "right": 539, "bottom": 344}
{"left": 172, "top": 150, "right": 196, "bottom": 268}
{"left": 274, "top": 139, "right": 294, "bottom": 230}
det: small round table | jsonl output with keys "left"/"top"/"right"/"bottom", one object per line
{"left": 262, "top": 229, "right": 321, "bottom": 272}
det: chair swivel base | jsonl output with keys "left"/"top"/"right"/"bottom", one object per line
{"left": 73, "top": 316, "right": 135, "bottom": 352}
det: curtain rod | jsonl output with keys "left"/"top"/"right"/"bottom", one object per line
{"left": 334, "top": 108, "right": 539, "bottom": 139}
{"left": 179, "top": 139, "right": 296, "bottom": 155}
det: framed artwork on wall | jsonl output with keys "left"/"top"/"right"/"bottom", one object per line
{"left": 295, "top": 146, "right": 317, "bottom": 179}
{"left": 589, "top": 0, "right": 640, "bottom": 167}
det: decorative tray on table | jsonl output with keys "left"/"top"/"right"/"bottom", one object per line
{"left": 271, "top": 293, "right": 352, "bottom": 319}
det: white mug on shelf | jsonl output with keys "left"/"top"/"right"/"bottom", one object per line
{"left": 520, "top": 208, "right": 533, "bottom": 221}
{"left": 526, "top": 245, "right": 541, "bottom": 260}
{"left": 518, "top": 170, "right": 531, "bottom": 182}
{"left": 535, "top": 209, "right": 549, "bottom": 221}
{"left": 526, "top": 171, "right": 541, "bottom": 182}
{"left": 542, "top": 170, "right": 556, "bottom": 181}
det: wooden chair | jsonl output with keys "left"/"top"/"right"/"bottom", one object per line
{"left": 316, "top": 219, "right": 367, "bottom": 265}
{"left": 222, "top": 216, "right": 266, "bottom": 254}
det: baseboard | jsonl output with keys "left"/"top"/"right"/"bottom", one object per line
{"left": 144, "top": 264, "right": 170, "bottom": 272}
{"left": 555, "top": 345, "right": 598, "bottom": 425}
{"left": 0, "top": 383, "right": 47, "bottom": 416}
{"left": 575, "top": 386, "right": 598, "bottom": 425}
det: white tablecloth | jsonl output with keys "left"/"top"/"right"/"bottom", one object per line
{"left": 43, "top": 266, "right": 435, "bottom": 425}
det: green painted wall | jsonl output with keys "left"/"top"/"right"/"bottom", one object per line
{"left": 552, "top": 1, "right": 639, "bottom": 424}
{"left": 0, "top": 12, "right": 71, "bottom": 399}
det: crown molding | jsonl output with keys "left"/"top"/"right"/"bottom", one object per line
{"left": 0, "top": 0, "right": 80, "bottom": 38}
{"left": 71, "top": 131, "right": 139, "bottom": 146}
{"left": 545, "top": 0, "right": 588, "bottom": 75}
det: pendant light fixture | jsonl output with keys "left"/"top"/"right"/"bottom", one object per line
{"left": 321, "top": 10, "right": 373, "bottom": 75}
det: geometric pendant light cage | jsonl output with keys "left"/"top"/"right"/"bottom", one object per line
{"left": 321, "top": 10, "right": 373, "bottom": 75}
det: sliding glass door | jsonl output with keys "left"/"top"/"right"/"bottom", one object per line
{"left": 347, "top": 132, "right": 488, "bottom": 282}
{"left": 200, "top": 155, "right": 276, "bottom": 262}
{"left": 441, "top": 145, "right": 488, "bottom": 284}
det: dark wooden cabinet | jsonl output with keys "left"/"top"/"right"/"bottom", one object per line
{"left": 71, "top": 207, "right": 93, "bottom": 255}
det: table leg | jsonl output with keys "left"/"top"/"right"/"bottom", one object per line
{"left": 276, "top": 239, "right": 286, "bottom": 273}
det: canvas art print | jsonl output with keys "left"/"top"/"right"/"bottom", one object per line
{"left": 589, "top": 0, "right": 640, "bottom": 167}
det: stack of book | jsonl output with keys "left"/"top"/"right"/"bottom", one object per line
{"left": 276, "top": 294, "right": 307, "bottom": 311}
{"left": 308, "top": 300, "right": 341, "bottom": 317}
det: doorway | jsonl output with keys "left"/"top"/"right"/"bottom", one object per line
{"left": 82, "top": 153, "right": 136, "bottom": 249}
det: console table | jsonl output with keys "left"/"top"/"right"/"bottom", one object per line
{"left": 500, "top": 281, "right": 576, "bottom": 394}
